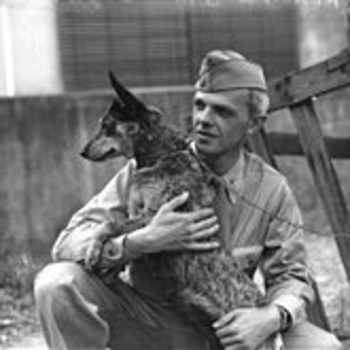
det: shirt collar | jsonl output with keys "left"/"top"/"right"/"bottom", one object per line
{"left": 190, "top": 142, "right": 245, "bottom": 202}
{"left": 222, "top": 149, "right": 245, "bottom": 189}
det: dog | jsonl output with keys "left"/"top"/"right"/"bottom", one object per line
{"left": 81, "top": 72, "right": 267, "bottom": 333}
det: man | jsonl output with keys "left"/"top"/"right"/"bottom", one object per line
{"left": 35, "top": 50, "right": 342, "bottom": 350}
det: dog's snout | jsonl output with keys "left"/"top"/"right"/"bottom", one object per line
{"left": 80, "top": 143, "right": 101, "bottom": 161}
{"left": 80, "top": 147, "right": 89, "bottom": 159}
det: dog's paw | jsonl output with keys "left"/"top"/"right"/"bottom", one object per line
{"left": 84, "top": 239, "right": 104, "bottom": 271}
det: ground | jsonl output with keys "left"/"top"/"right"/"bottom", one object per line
{"left": 0, "top": 254, "right": 45, "bottom": 350}
{"left": 1, "top": 235, "right": 350, "bottom": 350}
{"left": 0, "top": 289, "right": 44, "bottom": 350}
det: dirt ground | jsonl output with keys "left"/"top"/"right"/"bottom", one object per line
{"left": 0, "top": 287, "right": 42, "bottom": 349}
{"left": 2, "top": 334, "right": 46, "bottom": 350}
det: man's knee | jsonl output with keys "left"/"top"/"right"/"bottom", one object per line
{"left": 284, "top": 321, "right": 342, "bottom": 350}
{"left": 318, "top": 331, "right": 343, "bottom": 350}
{"left": 313, "top": 332, "right": 342, "bottom": 350}
{"left": 34, "top": 262, "right": 86, "bottom": 315}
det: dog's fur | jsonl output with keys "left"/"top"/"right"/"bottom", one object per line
{"left": 81, "top": 72, "right": 265, "bottom": 329}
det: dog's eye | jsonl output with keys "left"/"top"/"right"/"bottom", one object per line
{"left": 103, "top": 125, "right": 115, "bottom": 137}
{"left": 126, "top": 123, "right": 139, "bottom": 134}
{"left": 100, "top": 117, "right": 116, "bottom": 136}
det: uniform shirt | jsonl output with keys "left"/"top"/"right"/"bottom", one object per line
{"left": 52, "top": 150, "right": 314, "bottom": 325}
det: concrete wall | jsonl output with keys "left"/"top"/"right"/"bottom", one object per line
{"left": 0, "top": 88, "right": 193, "bottom": 257}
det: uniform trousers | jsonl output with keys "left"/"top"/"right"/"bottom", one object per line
{"left": 34, "top": 262, "right": 342, "bottom": 350}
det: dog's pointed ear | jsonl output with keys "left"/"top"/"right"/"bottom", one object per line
{"left": 108, "top": 71, "right": 148, "bottom": 116}
{"left": 109, "top": 71, "right": 124, "bottom": 106}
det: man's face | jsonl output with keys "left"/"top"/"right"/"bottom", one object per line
{"left": 192, "top": 89, "right": 253, "bottom": 159}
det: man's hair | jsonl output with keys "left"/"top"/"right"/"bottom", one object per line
{"left": 247, "top": 89, "right": 270, "bottom": 119}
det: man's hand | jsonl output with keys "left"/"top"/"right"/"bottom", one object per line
{"left": 213, "top": 306, "right": 280, "bottom": 350}
{"left": 126, "top": 192, "right": 220, "bottom": 255}
{"left": 84, "top": 222, "right": 114, "bottom": 271}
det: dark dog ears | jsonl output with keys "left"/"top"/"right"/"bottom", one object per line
{"left": 108, "top": 71, "right": 163, "bottom": 125}
{"left": 109, "top": 71, "right": 148, "bottom": 116}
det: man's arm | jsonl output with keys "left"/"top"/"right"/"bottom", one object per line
{"left": 52, "top": 159, "right": 136, "bottom": 264}
{"left": 52, "top": 158, "right": 219, "bottom": 270}
{"left": 214, "top": 178, "right": 314, "bottom": 349}
{"left": 262, "top": 179, "right": 314, "bottom": 326}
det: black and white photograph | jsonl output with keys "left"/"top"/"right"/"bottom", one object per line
{"left": 0, "top": 0, "right": 349, "bottom": 349}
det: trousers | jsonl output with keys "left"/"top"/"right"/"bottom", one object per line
{"left": 34, "top": 262, "right": 342, "bottom": 350}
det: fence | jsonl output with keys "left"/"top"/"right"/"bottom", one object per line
{"left": 58, "top": 0, "right": 298, "bottom": 90}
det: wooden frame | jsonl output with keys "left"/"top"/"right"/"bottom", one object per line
{"left": 248, "top": 48, "right": 350, "bottom": 333}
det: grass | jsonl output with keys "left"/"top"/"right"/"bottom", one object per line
{"left": 0, "top": 253, "right": 45, "bottom": 347}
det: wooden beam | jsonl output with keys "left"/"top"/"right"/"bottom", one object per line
{"left": 247, "top": 128, "right": 278, "bottom": 168}
{"left": 290, "top": 99, "right": 350, "bottom": 280}
{"left": 307, "top": 278, "right": 331, "bottom": 332}
{"left": 268, "top": 48, "right": 350, "bottom": 111}
{"left": 267, "top": 132, "right": 350, "bottom": 159}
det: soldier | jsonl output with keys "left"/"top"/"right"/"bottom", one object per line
{"left": 35, "top": 50, "right": 341, "bottom": 350}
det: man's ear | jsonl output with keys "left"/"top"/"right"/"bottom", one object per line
{"left": 247, "top": 115, "right": 267, "bottom": 135}
{"left": 147, "top": 106, "right": 162, "bottom": 124}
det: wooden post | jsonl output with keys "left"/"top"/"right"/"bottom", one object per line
{"left": 247, "top": 128, "right": 279, "bottom": 168}
{"left": 268, "top": 48, "right": 350, "bottom": 282}
{"left": 290, "top": 98, "right": 350, "bottom": 280}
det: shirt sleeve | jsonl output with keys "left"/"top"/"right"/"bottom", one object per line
{"left": 52, "top": 159, "right": 136, "bottom": 263}
{"left": 261, "top": 178, "right": 315, "bottom": 325}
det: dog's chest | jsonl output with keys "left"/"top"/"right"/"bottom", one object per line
{"left": 130, "top": 151, "right": 215, "bottom": 216}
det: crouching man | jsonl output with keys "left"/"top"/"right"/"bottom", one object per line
{"left": 35, "top": 50, "right": 342, "bottom": 350}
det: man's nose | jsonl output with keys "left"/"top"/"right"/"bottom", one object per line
{"left": 195, "top": 107, "right": 213, "bottom": 126}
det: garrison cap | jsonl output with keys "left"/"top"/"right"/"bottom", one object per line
{"left": 195, "top": 50, "right": 267, "bottom": 92}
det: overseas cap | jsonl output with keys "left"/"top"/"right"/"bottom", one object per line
{"left": 195, "top": 50, "right": 267, "bottom": 92}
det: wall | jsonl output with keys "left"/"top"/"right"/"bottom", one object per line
{"left": 0, "top": 88, "right": 193, "bottom": 257}
{"left": 58, "top": 0, "right": 299, "bottom": 90}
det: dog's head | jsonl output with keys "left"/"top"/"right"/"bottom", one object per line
{"left": 81, "top": 72, "right": 161, "bottom": 162}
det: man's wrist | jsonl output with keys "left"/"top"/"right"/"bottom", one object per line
{"left": 122, "top": 232, "right": 143, "bottom": 259}
{"left": 106, "top": 227, "right": 149, "bottom": 262}
{"left": 275, "top": 304, "right": 293, "bottom": 332}
{"left": 267, "top": 305, "right": 283, "bottom": 335}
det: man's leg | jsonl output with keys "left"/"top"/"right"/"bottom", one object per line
{"left": 34, "top": 262, "right": 213, "bottom": 350}
{"left": 283, "top": 321, "right": 342, "bottom": 350}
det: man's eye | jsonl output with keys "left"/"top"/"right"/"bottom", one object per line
{"left": 215, "top": 106, "right": 232, "bottom": 118}
{"left": 194, "top": 99, "right": 205, "bottom": 111}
